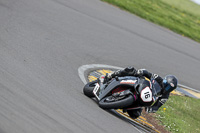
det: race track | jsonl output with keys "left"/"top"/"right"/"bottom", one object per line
{"left": 0, "top": 0, "right": 200, "bottom": 132}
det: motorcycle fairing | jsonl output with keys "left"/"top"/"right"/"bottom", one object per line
{"left": 95, "top": 76, "right": 139, "bottom": 101}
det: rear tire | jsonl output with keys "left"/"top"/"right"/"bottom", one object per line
{"left": 99, "top": 95, "right": 134, "bottom": 109}
{"left": 83, "top": 80, "right": 97, "bottom": 98}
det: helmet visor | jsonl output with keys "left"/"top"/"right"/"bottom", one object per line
{"left": 163, "top": 79, "right": 172, "bottom": 92}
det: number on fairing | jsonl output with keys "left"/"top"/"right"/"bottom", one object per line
{"left": 93, "top": 83, "right": 100, "bottom": 100}
{"left": 141, "top": 87, "right": 152, "bottom": 102}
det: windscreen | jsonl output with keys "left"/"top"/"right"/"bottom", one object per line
{"left": 151, "top": 79, "right": 162, "bottom": 96}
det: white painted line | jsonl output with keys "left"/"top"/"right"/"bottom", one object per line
{"left": 78, "top": 64, "right": 122, "bottom": 84}
{"left": 178, "top": 84, "right": 200, "bottom": 93}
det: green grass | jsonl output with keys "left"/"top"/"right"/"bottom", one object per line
{"left": 102, "top": 0, "right": 200, "bottom": 43}
{"left": 155, "top": 95, "right": 200, "bottom": 133}
{"left": 161, "top": 0, "right": 200, "bottom": 16}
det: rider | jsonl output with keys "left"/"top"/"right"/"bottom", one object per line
{"left": 106, "top": 66, "right": 178, "bottom": 119}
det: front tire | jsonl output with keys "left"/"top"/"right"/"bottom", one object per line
{"left": 83, "top": 80, "right": 97, "bottom": 97}
{"left": 99, "top": 95, "right": 134, "bottom": 109}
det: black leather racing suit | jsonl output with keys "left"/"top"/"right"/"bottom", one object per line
{"left": 109, "top": 67, "right": 170, "bottom": 119}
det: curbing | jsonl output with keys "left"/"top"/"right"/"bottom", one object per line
{"left": 178, "top": 84, "right": 200, "bottom": 93}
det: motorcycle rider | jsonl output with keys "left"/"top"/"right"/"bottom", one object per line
{"left": 106, "top": 66, "right": 178, "bottom": 119}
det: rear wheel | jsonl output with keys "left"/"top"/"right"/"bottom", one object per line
{"left": 99, "top": 94, "right": 134, "bottom": 109}
{"left": 83, "top": 80, "right": 97, "bottom": 97}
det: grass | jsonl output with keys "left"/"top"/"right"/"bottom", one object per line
{"left": 155, "top": 95, "right": 200, "bottom": 133}
{"left": 102, "top": 0, "right": 200, "bottom": 43}
{"left": 161, "top": 0, "right": 200, "bottom": 16}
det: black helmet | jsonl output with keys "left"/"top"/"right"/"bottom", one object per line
{"left": 162, "top": 75, "right": 178, "bottom": 94}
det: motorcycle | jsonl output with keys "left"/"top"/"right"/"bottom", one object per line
{"left": 83, "top": 74, "right": 162, "bottom": 110}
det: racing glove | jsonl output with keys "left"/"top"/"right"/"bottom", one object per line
{"left": 106, "top": 71, "right": 116, "bottom": 79}
{"left": 135, "top": 69, "right": 144, "bottom": 77}
{"left": 106, "top": 70, "right": 122, "bottom": 80}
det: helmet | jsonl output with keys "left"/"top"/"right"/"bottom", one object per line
{"left": 162, "top": 75, "right": 178, "bottom": 94}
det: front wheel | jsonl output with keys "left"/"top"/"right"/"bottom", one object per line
{"left": 83, "top": 80, "right": 97, "bottom": 97}
{"left": 99, "top": 95, "right": 134, "bottom": 109}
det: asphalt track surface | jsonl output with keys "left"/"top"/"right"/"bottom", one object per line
{"left": 0, "top": 0, "right": 200, "bottom": 133}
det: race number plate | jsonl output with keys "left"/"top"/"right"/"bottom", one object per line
{"left": 93, "top": 83, "right": 100, "bottom": 100}
{"left": 141, "top": 87, "right": 152, "bottom": 102}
